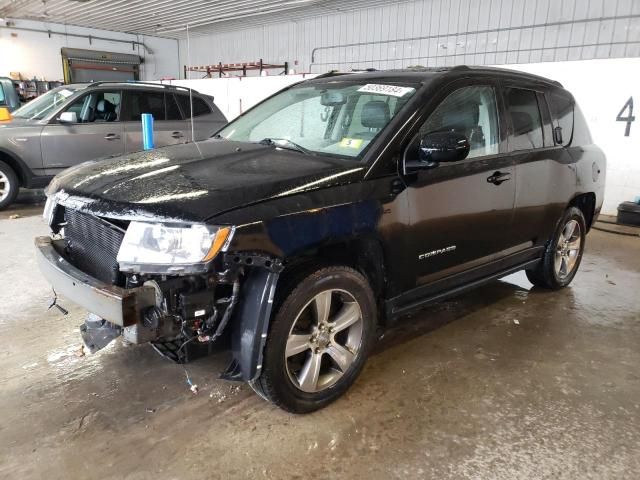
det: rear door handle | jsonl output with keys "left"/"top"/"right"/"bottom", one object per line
{"left": 171, "top": 131, "right": 184, "bottom": 139}
{"left": 104, "top": 133, "right": 121, "bottom": 140}
{"left": 487, "top": 171, "right": 511, "bottom": 185}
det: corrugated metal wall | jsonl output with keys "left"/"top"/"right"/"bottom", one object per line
{"left": 180, "top": 0, "right": 640, "bottom": 75}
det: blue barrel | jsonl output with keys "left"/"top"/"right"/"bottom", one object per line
{"left": 142, "top": 113, "right": 155, "bottom": 150}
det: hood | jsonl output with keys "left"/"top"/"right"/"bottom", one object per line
{"left": 0, "top": 117, "right": 36, "bottom": 129}
{"left": 47, "top": 139, "right": 366, "bottom": 223}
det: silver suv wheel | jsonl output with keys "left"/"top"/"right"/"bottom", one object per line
{"left": 0, "top": 170, "right": 11, "bottom": 203}
{"left": 285, "top": 289, "right": 364, "bottom": 393}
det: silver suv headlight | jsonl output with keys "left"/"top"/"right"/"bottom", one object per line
{"left": 117, "top": 221, "right": 234, "bottom": 274}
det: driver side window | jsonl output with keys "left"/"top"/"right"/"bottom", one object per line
{"left": 420, "top": 85, "right": 499, "bottom": 159}
{"left": 64, "top": 91, "right": 121, "bottom": 123}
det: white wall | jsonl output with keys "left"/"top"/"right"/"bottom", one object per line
{"left": 168, "top": 58, "right": 640, "bottom": 216}
{"left": 178, "top": 0, "right": 640, "bottom": 75}
{"left": 0, "top": 19, "right": 179, "bottom": 81}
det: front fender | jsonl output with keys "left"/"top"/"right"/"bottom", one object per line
{"left": 223, "top": 267, "right": 280, "bottom": 382}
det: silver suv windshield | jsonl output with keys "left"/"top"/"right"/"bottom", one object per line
{"left": 218, "top": 81, "right": 417, "bottom": 159}
{"left": 12, "top": 86, "right": 81, "bottom": 120}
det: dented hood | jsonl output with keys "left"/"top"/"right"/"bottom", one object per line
{"left": 46, "top": 139, "right": 365, "bottom": 223}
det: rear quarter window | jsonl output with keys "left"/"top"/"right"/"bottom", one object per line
{"left": 549, "top": 91, "right": 574, "bottom": 146}
{"left": 176, "top": 94, "right": 212, "bottom": 117}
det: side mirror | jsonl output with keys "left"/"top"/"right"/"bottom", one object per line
{"left": 58, "top": 111, "right": 77, "bottom": 124}
{"left": 404, "top": 131, "right": 470, "bottom": 173}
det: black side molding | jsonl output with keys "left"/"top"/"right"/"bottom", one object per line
{"left": 387, "top": 258, "right": 541, "bottom": 320}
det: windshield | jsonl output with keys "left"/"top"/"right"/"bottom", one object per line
{"left": 218, "top": 81, "right": 417, "bottom": 159}
{"left": 12, "top": 86, "right": 80, "bottom": 120}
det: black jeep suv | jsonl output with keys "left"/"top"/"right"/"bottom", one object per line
{"left": 36, "top": 67, "right": 605, "bottom": 413}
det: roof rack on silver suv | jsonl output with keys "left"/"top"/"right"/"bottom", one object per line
{"left": 85, "top": 81, "right": 192, "bottom": 92}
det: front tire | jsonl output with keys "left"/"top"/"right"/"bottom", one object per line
{"left": 251, "top": 266, "right": 376, "bottom": 413}
{"left": 526, "top": 206, "right": 586, "bottom": 289}
{"left": 0, "top": 160, "right": 19, "bottom": 210}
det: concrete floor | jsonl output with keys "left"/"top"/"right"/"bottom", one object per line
{"left": 1, "top": 203, "right": 639, "bottom": 480}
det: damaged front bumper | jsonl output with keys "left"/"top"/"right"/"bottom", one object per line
{"left": 36, "top": 235, "right": 282, "bottom": 380}
{"left": 35, "top": 236, "right": 155, "bottom": 327}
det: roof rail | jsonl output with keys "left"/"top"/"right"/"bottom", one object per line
{"left": 313, "top": 70, "right": 354, "bottom": 79}
{"left": 85, "top": 80, "right": 191, "bottom": 92}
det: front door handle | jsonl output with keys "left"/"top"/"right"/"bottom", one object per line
{"left": 104, "top": 133, "right": 121, "bottom": 140}
{"left": 171, "top": 131, "right": 184, "bottom": 139}
{"left": 487, "top": 171, "right": 511, "bottom": 185}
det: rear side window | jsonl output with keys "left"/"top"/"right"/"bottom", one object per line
{"left": 549, "top": 91, "right": 574, "bottom": 146}
{"left": 0, "top": 84, "right": 5, "bottom": 103}
{"left": 176, "top": 94, "right": 212, "bottom": 117}
{"left": 165, "top": 93, "right": 183, "bottom": 120}
{"left": 505, "top": 88, "right": 544, "bottom": 151}
{"left": 122, "top": 91, "right": 165, "bottom": 121}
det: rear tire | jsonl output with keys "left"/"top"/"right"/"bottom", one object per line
{"left": 251, "top": 265, "right": 376, "bottom": 413}
{"left": 0, "top": 160, "right": 19, "bottom": 210}
{"left": 526, "top": 207, "right": 586, "bottom": 290}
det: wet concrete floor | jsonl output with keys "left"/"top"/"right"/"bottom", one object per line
{"left": 0, "top": 204, "right": 639, "bottom": 479}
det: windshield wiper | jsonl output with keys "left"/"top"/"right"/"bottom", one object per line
{"left": 258, "top": 137, "right": 312, "bottom": 155}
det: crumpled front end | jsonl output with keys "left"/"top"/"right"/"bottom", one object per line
{"left": 36, "top": 195, "right": 250, "bottom": 364}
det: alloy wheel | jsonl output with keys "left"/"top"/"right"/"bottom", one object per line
{"left": 554, "top": 219, "right": 582, "bottom": 280}
{"left": 285, "top": 289, "right": 364, "bottom": 393}
{"left": 0, "top": 170, "right": 10, "bottom": 203}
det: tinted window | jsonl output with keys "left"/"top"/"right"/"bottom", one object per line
{"left": 63, "top": 90, "right": 121, "bottom": 123}
{"left": 419, "top": 85, "right": 500, "bottom": 159}
{"left": 549, "top": 91, "right": 574, "bottom": 146}
{"left": 505, "top": 88, "right": 543, "bottom": 151}
{"left": 165, "top": 93, "right": 183, "bottom": 120}
{"left": 193, "top": 97, "right": 211, "bottom": 116}
{"left": 537, "top": 92, "right": 554, "bottom": 148}
{"left": 0, "top": 84, "right": 5, "bottom": 103}
{"left": 177, "top": 94, "right": 211, "bottom": 117}
{"left": 123, "top": 91, "right": 164, "bottom": 121}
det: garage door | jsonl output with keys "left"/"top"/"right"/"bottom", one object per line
{"left": 61, "top": 48, "right": 141, "bottom": 83}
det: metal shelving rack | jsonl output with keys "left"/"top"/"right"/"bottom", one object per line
{"left": 184, "top": 59, "right": 289, "bottom": 78}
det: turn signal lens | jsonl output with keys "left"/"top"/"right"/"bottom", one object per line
{"left": 203, "top": 226, "right": 233, "bottom": 262}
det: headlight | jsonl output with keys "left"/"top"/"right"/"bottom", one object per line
{"left": 117, "top": 221, "right": 234, "bottom": 274}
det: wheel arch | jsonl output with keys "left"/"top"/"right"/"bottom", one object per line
{"left": 569, "top": 192, "right": 596, "bottom": 231}
{"left": 280, "top": 235, "right": 387, "bottom": 316}
{"left": 0, "top": 148, "right": 28, "bottom": 187}
{"left": 223, "top": 235, "right": 388, "bottom": 383}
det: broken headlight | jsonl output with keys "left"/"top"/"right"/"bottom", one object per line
{"left": 117, "top": 221, "right": 233, "bottom": 274}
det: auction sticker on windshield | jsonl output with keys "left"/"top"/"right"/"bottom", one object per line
{"left": 357, "top": 84, "right": 415, "bottom": 97}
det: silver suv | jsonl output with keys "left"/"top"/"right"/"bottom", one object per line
{"left": 0, "top": 82, "right": 227, "bottom": 209}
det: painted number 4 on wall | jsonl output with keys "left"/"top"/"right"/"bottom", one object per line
{"left": 616, "top": 97, "right": 635, "bottom": 137}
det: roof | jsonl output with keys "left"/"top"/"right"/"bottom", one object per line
{"left": 308, "top": 65, "right": 563, "bottom": 88}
